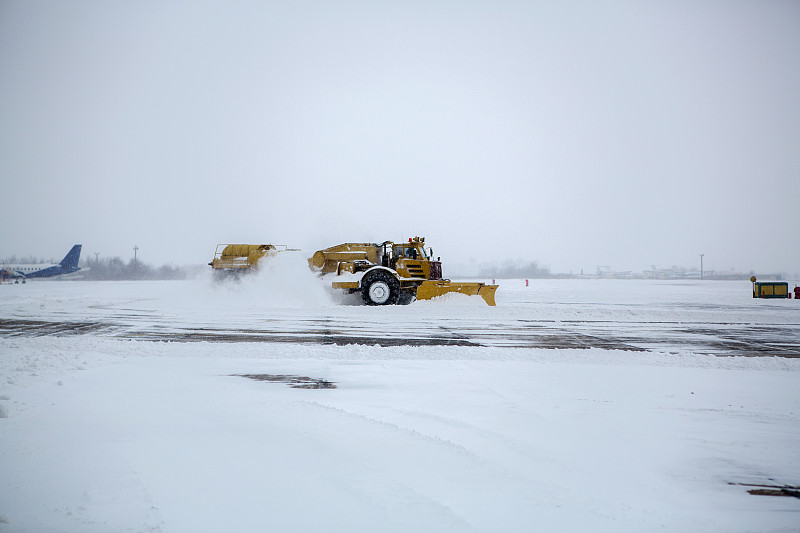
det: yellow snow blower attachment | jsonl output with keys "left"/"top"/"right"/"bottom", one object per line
{"left": 209, "top": 244, "right": 298, "bottom": 278}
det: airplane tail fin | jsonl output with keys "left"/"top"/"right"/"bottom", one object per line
{"left": 60, "top": 245, "right": 82, "bottom": 270}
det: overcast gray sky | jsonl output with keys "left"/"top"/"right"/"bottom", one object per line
{"left": 1, "top": 0, "right": 798, "bottom": 275}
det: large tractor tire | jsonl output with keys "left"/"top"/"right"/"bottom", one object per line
{"left": 361, "top": 270, "right": 400, "bottom": 305}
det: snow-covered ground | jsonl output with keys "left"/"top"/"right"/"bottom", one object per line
{"left": 1, "top": 264, "right": 799, "bottom": 532}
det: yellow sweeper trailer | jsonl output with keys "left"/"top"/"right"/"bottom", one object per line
{"left": 308, "top": 237, "right": 498, "bottom": 306}
{"left": 209, "top": 244, "right": 297, "bottom": 278}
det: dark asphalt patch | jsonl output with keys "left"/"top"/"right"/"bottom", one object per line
{"left": 729, "top": 482, "right": 800, "bottom": 499}
{"left": 235, "top": 374, "right": 337, "bottom": 389}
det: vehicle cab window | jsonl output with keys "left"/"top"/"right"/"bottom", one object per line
{"left": 394, "top": 245, "right": 423, "bottom": 260}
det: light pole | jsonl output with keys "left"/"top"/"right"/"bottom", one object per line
{"left": 133, "top": 245, "right": 139, "bottom": 272}
{"left": 700, "top": 253, "right": 704, "bottom": 280}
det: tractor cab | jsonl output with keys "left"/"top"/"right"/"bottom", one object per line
{"left": 393, "top": 242, "right": 427, "bottom": 260}
{"left": 390, "top": 237, "right": 442, "bottom": 280}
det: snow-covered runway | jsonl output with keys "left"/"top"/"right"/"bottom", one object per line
{"left": 1, "top": 274, "right": 799, "bottom": 532}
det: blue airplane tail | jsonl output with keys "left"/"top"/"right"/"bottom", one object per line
{"left": 59, "top": 245, "right": 82, "bottom": 272}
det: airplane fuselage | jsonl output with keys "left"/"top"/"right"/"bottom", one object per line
{"left": 1, "top": 245, "right": 82, "bottom": 280}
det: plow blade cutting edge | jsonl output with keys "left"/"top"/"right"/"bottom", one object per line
{"left": 416, "top": 280, "right": 498, "bottom": 306}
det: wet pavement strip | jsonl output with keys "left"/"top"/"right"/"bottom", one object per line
{"left": 0, "top": 318, "right": 112, "bottom": 337}
{"left": 1, "top": 318, "right": 799, "bottom": 357}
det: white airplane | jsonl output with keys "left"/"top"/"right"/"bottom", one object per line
{"left": 1, "top": 245, "right": 82, "bottom": 281}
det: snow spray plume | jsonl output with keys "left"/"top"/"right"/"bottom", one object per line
{"left": 210, "top": 251, "right": 335, "bottom": 308}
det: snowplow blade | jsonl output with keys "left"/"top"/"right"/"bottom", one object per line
{"left": 416, "top": 280, "right": 498, "bottom": 306}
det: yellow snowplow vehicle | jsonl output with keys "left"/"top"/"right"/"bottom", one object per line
{"left": 308, "top": 237, "right": 498, "bottom": 306}
{"left": 209, "top": 244, "right": 297, "bottom": 278}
